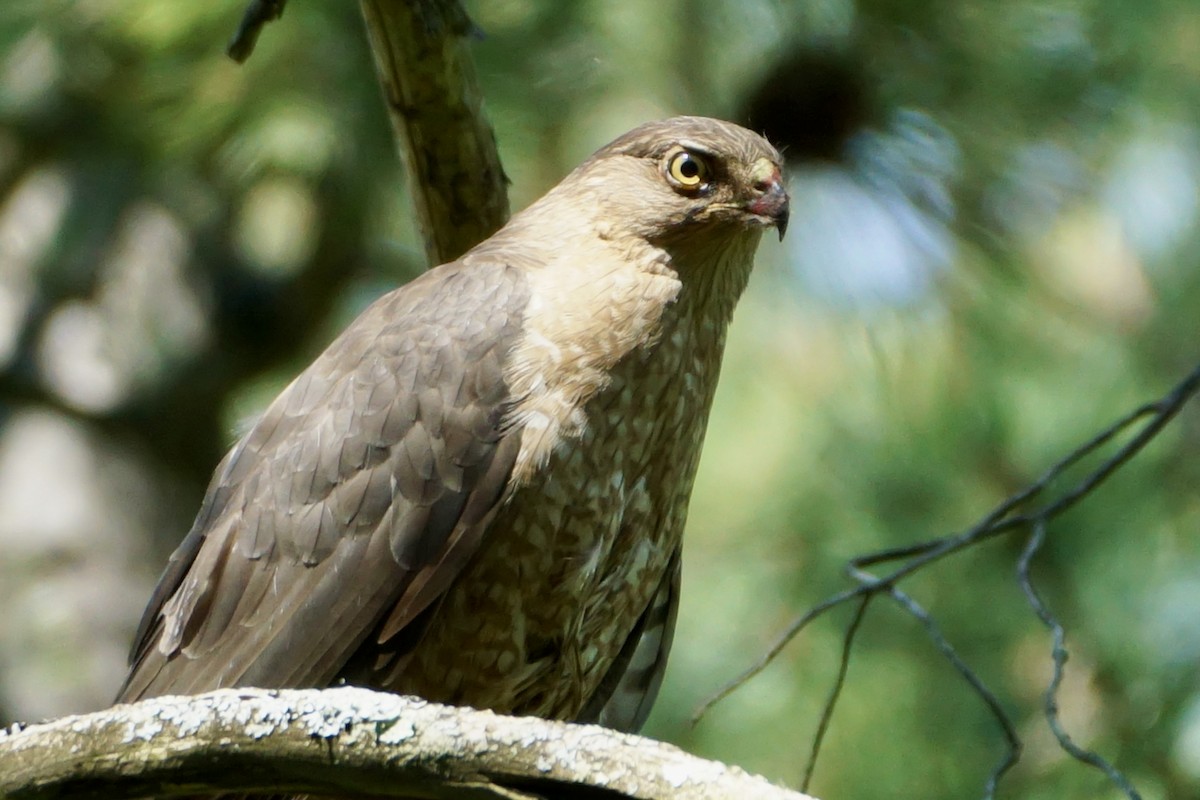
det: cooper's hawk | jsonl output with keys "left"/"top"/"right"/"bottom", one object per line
{"left": 118, "top": 116, "right": 788, "bottom": 733}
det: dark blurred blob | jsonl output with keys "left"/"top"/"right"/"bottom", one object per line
{"left": 741, "top": 48, "right": 874, "bottom": 164}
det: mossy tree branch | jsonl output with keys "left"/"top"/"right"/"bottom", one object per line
{"left": 0, "top": 688, "right": 813, "bottom": 800}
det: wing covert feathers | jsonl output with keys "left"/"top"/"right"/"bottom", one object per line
{"left": 118, "top": 260, "right": 529, "bottom": 702}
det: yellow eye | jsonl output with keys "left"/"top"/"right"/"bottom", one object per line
{"left": 667, "top": 151, "right": 710, "bottom": 188}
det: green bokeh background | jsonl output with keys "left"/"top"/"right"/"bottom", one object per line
{"left": 1, "top": 2, "right": 1199, "bottom": 798}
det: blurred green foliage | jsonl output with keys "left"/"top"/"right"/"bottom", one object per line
{"left": 1, "top": 1, "right": 1198, "bottom": 798}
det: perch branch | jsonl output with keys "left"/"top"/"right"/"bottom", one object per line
{"left": 0, "top": 687, "right": 813, "bottom": 800}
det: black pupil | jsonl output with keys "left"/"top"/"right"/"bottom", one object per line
{"left": 679, "top": 157, "right": 700, "bottom": 179}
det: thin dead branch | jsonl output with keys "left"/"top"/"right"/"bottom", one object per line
{"left": 698, "top": 360, "right": 1200, "bottom": 799}
{"left": 227, "top": 0, "right": 287, "bottom": 62}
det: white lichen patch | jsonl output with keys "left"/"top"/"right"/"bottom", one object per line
{"left": 205, "top": 692, "right": 291, "bottom": 740}
{"left": 464, "top": 725, "right": 495, "bottom": 755}
{"left": 152, "top": 696, "right": 216, "bottom": 738}
{"left": 516, "top": 729, "right": 546, "bottom": 748}
{"left": 242, "top": 712, "right": 288, "bottom": 740}
{"left": 280, "top": 687, "right": 427, "bottom": 742}
{"left": 376, "top": 718, "right": 415, "bottom": 745}
{"left": 661, "top": 760, "right": 692, "bottom": 788}
{"left": 0, "top": 723, "right": 21, "bottom": 741}
{"left": 122, "top": 717, "right": 164, "bottom": 743}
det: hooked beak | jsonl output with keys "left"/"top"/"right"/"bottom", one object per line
{"left": 745, "top": 168, "right": 790, "bottom": 241}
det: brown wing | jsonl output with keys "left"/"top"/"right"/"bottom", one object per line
{"left": 578, "top": 546, "right": 680, "bottom": 732}
{"left": 118, "top": 259, "right": 530, "bottom": 701}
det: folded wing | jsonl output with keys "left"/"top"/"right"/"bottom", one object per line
{"left": 118, "top": 259, "right": 529, "bottom": 701}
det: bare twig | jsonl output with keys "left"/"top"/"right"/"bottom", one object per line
{"left": 227, "top": 0, "right": 288, "bottom": 62}
{"left": 801, "top": 595, "right": 870, "bottom": 793}
{"left": 1017, "top": 519, "right": 1142, "bottom": 800}
{"left": 693, "top": 588, "right": 862, "bottom": 722}
{"left": 876, "top": 584, "right": 1022, "bottom": 799}
{"left": 699, "top": 360, "right": 1200, "bottom": 796}
{"left": 0, "top": 688, "right": 813, "bottom": 800}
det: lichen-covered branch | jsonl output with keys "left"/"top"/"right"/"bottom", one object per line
{"left": 0, "top": 687, "right": 813, "bottom": 800}
{"left": 360, "top": 0, "right": 511, "bottom": 266}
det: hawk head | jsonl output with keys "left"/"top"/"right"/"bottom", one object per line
{"left": 581, "top": 116, "right": 789, "bottom": 244}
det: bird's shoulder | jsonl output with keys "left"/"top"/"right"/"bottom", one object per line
{"left": 122, "top": 256, "right": 533, "bottom": 691}
{"left": 214, "top": 256, "right": 531, "bottom": 544}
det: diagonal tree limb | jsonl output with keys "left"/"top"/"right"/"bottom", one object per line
{"left": 226, "top": 0, "right": 510, "bottom": 266}
{"left": 359, "top": 0, "right": 511, "bottom": 266}
{"left": 0, "top": 687, "right": 813, "bottom": 800}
